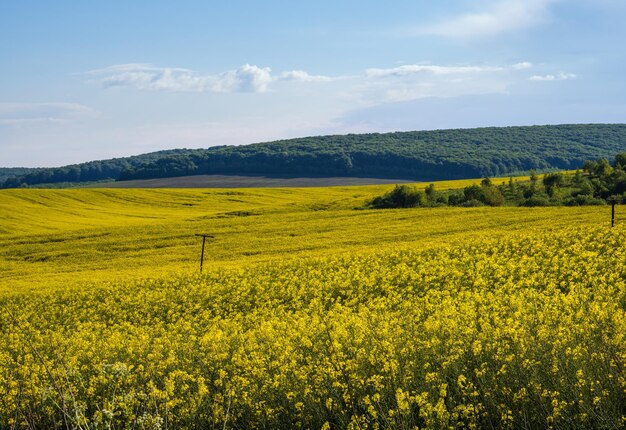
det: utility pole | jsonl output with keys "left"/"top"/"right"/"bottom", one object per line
{"left": 608, "top": 196, "right": 621, "bottom": 228}
{"left": 195, "top": 234, "right": 214, "bottom": 273}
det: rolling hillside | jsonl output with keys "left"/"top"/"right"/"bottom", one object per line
{"left": 3, "top": 123, "right": 626, "bottom": 188}
{"left": 1, "top": 182, "right": 624, "bottom": 428}
{"left": 0, "top": 174, "right": 576, "bottom": 291}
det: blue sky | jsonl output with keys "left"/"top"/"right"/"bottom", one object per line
{"left": 1, "top": 0, "right": 625, "bottom": 167}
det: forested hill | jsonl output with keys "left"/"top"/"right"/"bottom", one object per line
{"left": 3, "top": 124, "right": 626, "bottom": 188}
{"left": 0, "top": 149, "right": 205, "bottom": 188}
{"left": 0, "top": 168, "right": 40, "bottom": 183}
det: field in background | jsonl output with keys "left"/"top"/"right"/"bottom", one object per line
{"left": 32, "top": 172, "right": 536, "bottom": 189}
{"left": 0, "top": 173, "right": 585, "bottom": 293}
{"left": 96, "top": 174, "right": 413, "bottom": 188}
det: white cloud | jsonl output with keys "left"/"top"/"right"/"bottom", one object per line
{"left": 366, "top": 62, "right": 532, "bottom": 78}
{"left": 511, "top": 62, "right": 533, "bottom": 70}
{"left": 212, "top": 64, "right": 273, "bottom": 93}
{"left": 0, "top": 102, "right": 97, "bottom": 125}
{"left": 424, "top": 0, "right": 557, "bottom": 39}
{"left": 89, "top": 61, "right": 534, "bottom": 100}
{"left": 278, "top": 70, "right": 333, "bottom": 82}
{"left": 347, "top": 61, "right": 535, "bottom": 105}
{"left": 529, "top": 72, "right": 577, "bottom": 81}
{"left": 89, "top": 64, "right": 334, "bottom": 93}
{"left": 367, "top": 65, "right": 502, "bottom": 78}
{"left": 85, "top": 60, "right": 546, "bottom": 108}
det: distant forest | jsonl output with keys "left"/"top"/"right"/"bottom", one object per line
{"left": 3, "top": 124, "right": 626, "bottom": 188}
{"left": 0, "top": 168, "right": 40, "bottom": 183}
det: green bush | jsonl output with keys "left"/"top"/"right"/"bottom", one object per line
{"left": 482, "top": 187, "right": 505, "bottom": 207}
{"left": 521, "top": 196, "right": 551, "bottom": 207}
{"left": 564, "top": 195, "right": 607, "bottom": 206}
{"left": 370, "top": 185, "right": 425, "bottom": 208}
{"left": 460, "top": 199, "right": 485, "bottom": 207}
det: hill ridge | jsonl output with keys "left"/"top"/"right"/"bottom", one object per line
{"left": 3, "top": 123, "right": 626, "bottom": 188}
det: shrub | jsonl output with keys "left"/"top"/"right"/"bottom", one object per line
{"left": 543, "top": 172, "right": 565, "bottom": 197}
{"left": 370, "top": 185, "right": 424, "bottom": 208}
{"left": 564, "top": 195, "right": 607, "bottom": 206}
{"left": 463, "top": 185, "right": 483, "bottom": 202}
{"left": 462, "top": 185, "right": 504, "bottom": 207}
{"left": 520, "top": 196, "right": 551, "bottom": 207}
{"left": 482, "top": 187, "right": 505, "bottom": 206}
{"left": 460, "top": 199, "right": 485, "bottom": 207}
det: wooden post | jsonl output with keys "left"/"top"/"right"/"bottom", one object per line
{"left": 200, "top": 235, "right": 206, "bottom": 272}
{"left": 195, "top": 234, "right": 214, "bottom": 273}
{"left": 612, "top": 202, "right": 616, "bottom": 227}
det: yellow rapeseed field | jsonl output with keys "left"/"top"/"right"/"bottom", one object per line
{"left": 0, "top": 180, "right": 624, "bottom": 428}
{"left": 0, "top": 173, "right": 587, "bottom": 293}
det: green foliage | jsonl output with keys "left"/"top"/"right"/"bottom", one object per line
{"left": 542, "top": 172, "right": 565, "bottom": 197}
{"left": 369, "top": 181, "right": 509, "bottom": 209}
{"left": 521, "top": 196, "right": 551, "bottom": 207}
{"left": 0, "top": 167, "right": 40, "bottom": 183}
{"left": 5, "top": 124, "right": 626, "bottom": 188}
{"left": 615, "top": 153, "right": 626, "bottom": 170}
{"left": 463, "top": 185, "right": 483, "bottom": 202}
{"left": 371, "top": 152, "right": 626, "bottom": 209}
{"left": 0, "top": 149, "right": 206, "bottom": 188}
{"left": 424, "top": 183, "right": 437, "bottom": 201}
{"left": 369, "top": 185, "right": 424, "bottom": 208}
{"left": 542, "top": 172, "right": 565, "bottom": 188}
{"left": 564, "top": 195, "right": 606, "bottom": 206}
{"left": 482, "top": 187, "right": 505, "bottom": 206}
{"left": 459, "top": 198, "right": 485, "bottom": 207}
{"left": 435, "top": 184, "right": 503, "bottom": 207}
{"left": 575, "top": 179, "right": 595, "bottom": 196}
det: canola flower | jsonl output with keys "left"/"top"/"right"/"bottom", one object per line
{"left": 0, "top": 187, "right": 609, "bottom": 292}
{"left": 1, "top": 224, "right": 625, "bottom": 429}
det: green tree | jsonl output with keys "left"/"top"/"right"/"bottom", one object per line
{"left": 614, "top": 153, "right": 626, "bottom": 170}
{"left": 482, "top": 187, "right": 505, "bottom": 206}
{"left": 464, "top": 185, "right": 484, "bottom": 202}
{"left": 543, "top": 173, "right": 565, "bottom": 197}
{"left": 370, "top": 185, "right": 424, "bottom": 208}
{"left": 595, "top": 159, "right": 613, "bottom": 177}
{"left": 425, "top": 183, "right": 437, "bottom": 202}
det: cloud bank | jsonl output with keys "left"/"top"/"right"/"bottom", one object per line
{"left": 88, "top": 64, "right": 334, "bottom": 93}
{"left": 89, "top": 61, "right": 540, "bottom": 104}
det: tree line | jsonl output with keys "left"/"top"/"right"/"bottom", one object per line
{"left": 0, "top": 149, "right": 204, "bottom": 188}
{"left": 0, "top": 168, "right": 40, "bottom": 183}
{"left": 2, "top": 124, "right": 626, "bottom": 188}
{"left": 370, "top": 153, "right": 626, "bottom": 209}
